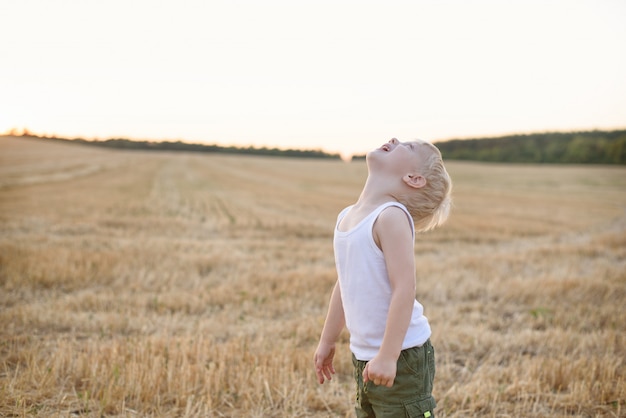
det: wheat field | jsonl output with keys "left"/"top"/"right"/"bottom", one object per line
{"left": 1, "top": 136, "right": 625, "bottom": 417}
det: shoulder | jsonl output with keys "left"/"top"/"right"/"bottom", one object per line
{"left": 378, "top": 203, "right": 413, "bottom": 229}
{"left": 336, "top": 205, "right": 353, "bottom": 221}
{"left": 374, "top": 204, "right": 414, "bottom": 240}
{"left": 377, "top": 205, "right": 411, "bottom": 227}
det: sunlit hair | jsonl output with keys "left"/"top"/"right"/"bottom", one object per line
{"left": 397, "top": 139, "right": 452, "bottom": 233}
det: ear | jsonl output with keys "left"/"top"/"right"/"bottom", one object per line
{"left": 403, "top": 173, "right": 426, "bottom": 189}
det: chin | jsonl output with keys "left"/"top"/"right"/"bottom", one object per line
{"left": 365, "top": 149, "right": 381, "bottom": 165}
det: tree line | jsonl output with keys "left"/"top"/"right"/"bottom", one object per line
{"left": 8, "top": 133, "right": 342, "bottom": 160}
{"left": 5, "top": 129, "right": 626, "bottom": 164}
{"left": 433, "top": 130, "right": 626, "bottom": 165}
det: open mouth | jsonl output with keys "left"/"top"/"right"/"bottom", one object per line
{"left": 380, "top": 144, "right": 391, "bottom": 152}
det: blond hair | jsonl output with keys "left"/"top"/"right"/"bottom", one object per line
{"left": 398, "top": 140, "right": 452, "bottom": 233}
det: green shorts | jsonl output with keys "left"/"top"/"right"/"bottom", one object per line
{"left": 352, "top": 340, "right": 436, "bottom": 418}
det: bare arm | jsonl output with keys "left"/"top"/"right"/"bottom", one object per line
{"left": 314, "top": 281, "right": 346, "bottom": 384}
{"left": 364, "top": 206, "right": 416, "bottom": 387}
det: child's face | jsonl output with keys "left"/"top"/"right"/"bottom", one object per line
{"left": 369, "top": 138, "right": 426, "bottom": 174}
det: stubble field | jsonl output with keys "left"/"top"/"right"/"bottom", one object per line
{"left": 1, "top": 136, "right": 625, "bottom": 417}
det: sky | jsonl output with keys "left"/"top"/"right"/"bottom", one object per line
{"left": 1, "top": 0, "right": 625, "bottom": 158}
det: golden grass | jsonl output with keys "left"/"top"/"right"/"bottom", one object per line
{"left": 1, "top": 136, "right": 625, "bottom": 417}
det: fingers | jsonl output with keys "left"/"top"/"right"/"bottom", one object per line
{"left": 313, "top": 345, "right": 336, "bottom": 384}
{"left": 316, "top": 368, "right": 334, "bottom": 384}
{"left": 315, "top": 367, "right": 325, "bottom": 384}
{"left": 363, "top": 364, "right": 394, "bottom": 387}
{"left": 315, "top": 364, "right": 335, "bottom": 384}
{"left": 371, "top": 378, "right": 393, "bottom": 387}
{"left": 327, "top": 364, "right": 336, "bottom": 377}
{"left": 322, "top": 365, "right": 335, "bottom": 381}
{"left": 315, "top": 367, "right": 322, "bottom": 384}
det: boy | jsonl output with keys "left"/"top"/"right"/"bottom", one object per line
{"left": 314, "top": 138, "right": 452, "bottom": 417}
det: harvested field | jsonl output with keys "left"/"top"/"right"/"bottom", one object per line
{"left": 1, "top": 136, "right": 625, "bottom": 417}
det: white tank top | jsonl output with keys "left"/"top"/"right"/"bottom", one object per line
{"left": 334, "top": 202, "right": 431, "bottom": 361}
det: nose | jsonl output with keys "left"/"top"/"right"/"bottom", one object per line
{"left": 389, "top": 138, "right": 399, "bottom": 145}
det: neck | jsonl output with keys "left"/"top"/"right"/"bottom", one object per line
{"left": 355, "top": 174, "right": 399, "bottom": 208}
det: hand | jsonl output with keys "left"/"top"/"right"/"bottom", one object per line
{"left": 363, "top": 355, "right": 397, "bottom": 388}
{"left": 313, "top": 342, "right": 336, "bottom": 384}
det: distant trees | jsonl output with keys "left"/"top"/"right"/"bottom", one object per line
{"left": 5, "top": 129, "right": 626, "bottom": 164}
{"left": 434, "top": 130, "right": 626, "bottom": 164}
{"left": 9, "top": 135, "right": 342, "bottom": 160}
{"left": 82, "top": 138, "right": 340, "bottom": 159}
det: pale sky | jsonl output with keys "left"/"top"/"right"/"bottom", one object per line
{"left": 1, "top": 0, "right": 625, "bottom": 157}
